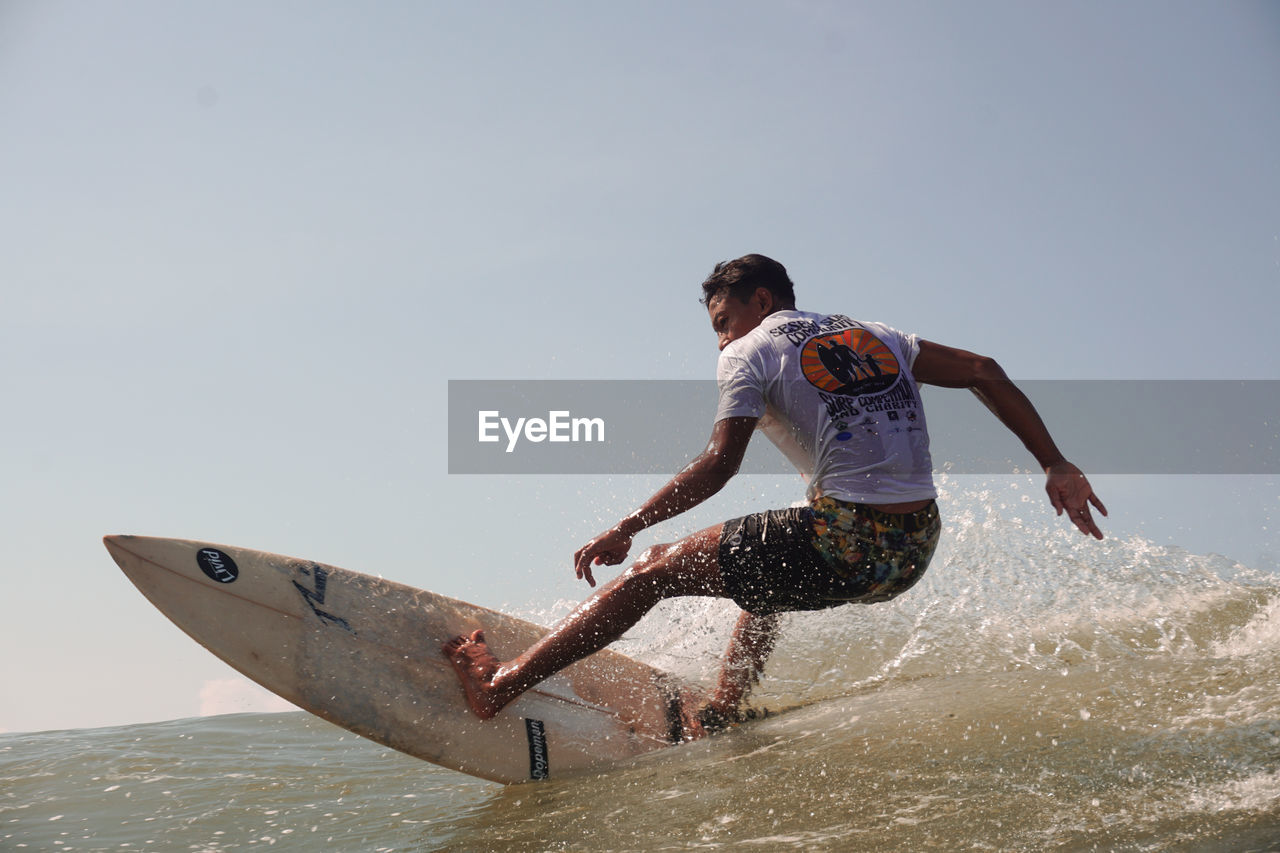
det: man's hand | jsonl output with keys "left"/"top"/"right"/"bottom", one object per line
{"left": 1045, "top": 460, "right": 1108, "bottom": 539}
{"left": 573, "top": 527, "right": 634, "bottom": 587}
{"left": 570, "top": 417, "right": 757, "bottom": 587}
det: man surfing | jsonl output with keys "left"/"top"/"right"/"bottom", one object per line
{"left": 444, "top": 254, "right": 1106, "bottom": 729}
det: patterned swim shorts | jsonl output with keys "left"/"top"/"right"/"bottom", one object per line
{"left": 718, "top": 498, "right": 941, "bottom": 614}
{"left": 809, "top": 496, "right": 941, "bottom": 604}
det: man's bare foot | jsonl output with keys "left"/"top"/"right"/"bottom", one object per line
{"left": 442, "top": 629, "right": 515, "bottom": 720}
{"left": 696, "top": 702, "right": 770, "bottom": 735}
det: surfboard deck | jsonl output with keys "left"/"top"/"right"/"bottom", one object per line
{"left": 103, "top": 535, "right": 707, "bottom": 784}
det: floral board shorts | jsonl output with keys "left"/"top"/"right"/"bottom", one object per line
{"left": 717, "top": 497, "right": 941, "bottom": 615}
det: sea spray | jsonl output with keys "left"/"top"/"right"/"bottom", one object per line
{"left": 7, "top": 486, "right": 1280, "bottom": 850}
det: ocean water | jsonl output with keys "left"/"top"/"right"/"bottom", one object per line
{"left": 6, "top": 500, "right": 1280, "bottom": 851}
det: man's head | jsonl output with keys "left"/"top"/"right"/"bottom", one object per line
{"left": 699, "top": 254, "right": 796, "bottom": 310}
{"left": 701, "top": 254, "right": 797, "bottom": 351}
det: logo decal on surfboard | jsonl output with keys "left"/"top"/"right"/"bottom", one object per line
{"left": 292, "top": 565, "right": 355, "bottom": 634}
{"left": 197, "top": 548, "right": 239, "bottom": 584}
{"left": 525, "top": 718, "right": 550, "bottom": 780}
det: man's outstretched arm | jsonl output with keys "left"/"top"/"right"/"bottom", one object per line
{"left": 573, "top": 416, "right": 758, "bottom": 585}
{"left": 912, "top": 340, "right": 1108, "bottom": 539}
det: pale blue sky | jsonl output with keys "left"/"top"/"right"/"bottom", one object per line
{"left": 2, "top": 1, "right": 1277, "bottom": 733}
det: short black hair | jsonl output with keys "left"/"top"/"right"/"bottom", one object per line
{"left": 699, "top": 254, "right": 796, "bottom": 309}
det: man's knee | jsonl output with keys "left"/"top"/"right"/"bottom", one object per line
{"left": 620, "top": 544, "right": 675, "bottom": 593}
{"left": 621, "top": 541, "right": 711, "bottom": 601}
{"left": 620, "top": 536, "right": 719, "bottom": 599}
{"left": 631, "top": 542, "right": 675, "bottom": 571}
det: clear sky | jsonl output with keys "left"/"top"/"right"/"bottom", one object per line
{"left": 2, "top": 1, "right": 1277, "bottom": 733}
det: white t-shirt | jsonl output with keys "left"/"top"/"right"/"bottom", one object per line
{"left": 715, "top": 310, "right": 937, "bottom": 503}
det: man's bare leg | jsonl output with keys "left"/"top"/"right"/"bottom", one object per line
{"left": 700, "top": 610, "right": 780, "bottom": 727}
{"left": 443, "top": 525, "right": 727, "bottom": 720}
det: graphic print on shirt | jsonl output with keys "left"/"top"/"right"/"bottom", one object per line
{"left": 799, "top": 328, "right": 900, "bottom": 397}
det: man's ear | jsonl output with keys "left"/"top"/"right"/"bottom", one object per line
{"left": 753, "top": 287, "right": 774, "bottom": 315}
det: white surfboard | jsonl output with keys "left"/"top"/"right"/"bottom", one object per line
{"left": 103, "top": 535, "right": 706, "bottom": 784}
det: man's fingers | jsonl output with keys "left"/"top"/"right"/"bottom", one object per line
{"left": 574, "top": 555, "right": 597, "bottom": 587}
{"left": 1046, "top": 466, "right": 1106, "bottom": 538}
{"left": 574, "top": 548, "right": 594, "bottom": 584}
{"left": 574, "top": 528, "right": 633, "bottom": 587}
{"left": 596, "top": 550, "right": 624, "bottom": 566}
{"left": 1068, "top": 505, "right": 1105, "bottom": 540}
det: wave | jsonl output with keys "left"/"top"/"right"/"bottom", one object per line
{"left": 595, "top": 504, "right": 1280, "bottom": 716}
{"left": 7, "top": 492, "right": 1280, "bottom": 851}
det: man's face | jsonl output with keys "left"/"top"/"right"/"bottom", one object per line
{"left": 707, "top": 289, "right": 769, "bottom": 352}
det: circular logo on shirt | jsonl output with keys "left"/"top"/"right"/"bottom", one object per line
{"left": 800, "top": 329, "right": 900, "bottom": 396}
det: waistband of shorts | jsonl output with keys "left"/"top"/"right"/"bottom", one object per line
{"left": 810, "top": 496, "right": 939, "bottom": 534}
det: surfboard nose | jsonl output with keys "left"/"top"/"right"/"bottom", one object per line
{"left": 103, "top": 535, "right": 173, "bottom": 574}
{"left": 103, "top": 534, "right": 139, "bottom": 561}
{"left": 103, "top": 534, "right": 150, "bottom": 574}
